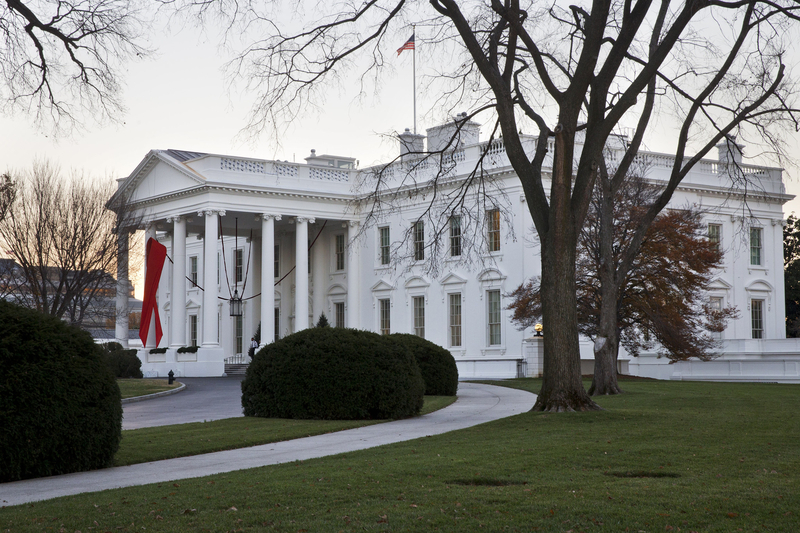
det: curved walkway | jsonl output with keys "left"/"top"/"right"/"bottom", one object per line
{"left": 0, "top": 382, "right": 536, "bottom": 507}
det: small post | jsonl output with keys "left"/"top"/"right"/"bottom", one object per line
{"left": 168, "top": 370, "right": 175, "bottom": 385}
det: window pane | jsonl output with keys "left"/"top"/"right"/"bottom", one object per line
{"left": 487, "top": 209, "right": 501, "bottom": 252}
{"left": 335, "top": 302, "right": 345, "bottom": 327}
{"left": 708, "top": 224, "right": 721, "bottom": 252}
{"left": 450, "top": 216, "right": 462, "bottom": 257}
{"left": 190, "top": 256, "right": 198, "bottom": 285}
{"left": 449, "top": 293, "right": 462, "bottom": 347}
{"left": 235, "top": 249, "right": 244, "bottom": 283}
{"left": 235, "top": 315, "right": 243, "bottom": 353}
{"left": 414, "top": 221, "right": 425, "bottom": 261}
{"left": 751, "top": 299, "right": 763, "bottom": 339}
{"left": 336, "top": 234, "right": 345, "bottom": 270}
{"left": 488, "top": 290, "right": 501, "bottom": 345}
{"left": 380, "top": 299, "right": 391, "bottom": 335}
{"left": 274, "top": 307, "right": 280, "bottom": 341}
{"left": 750, "top": 227, "right": 762, "bottom": 266}
{"left": 190, "top": 315, "right": 197, "bottom": 346}
{"left": 413, "top": 296, "right": 425, "bottom": 338}
{"left": 274, "top": 245, "right": 280, "bottom": 278}
{"left": 380, "top": 227, "right": 391, "bottom": 265}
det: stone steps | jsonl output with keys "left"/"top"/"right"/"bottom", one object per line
{"left": 224, "top": 363, "right": 249, "bottom": 375}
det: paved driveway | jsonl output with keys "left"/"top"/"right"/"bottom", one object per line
{"left": 1, "top": 382, "right": 536, "bottom": 506}
{"left": 122, "top": 376, "right": 245, "bottom": 430}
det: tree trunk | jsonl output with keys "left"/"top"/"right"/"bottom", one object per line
{"left": 589, "top": 334, "right": 623, "bottom": 395}
{"left": 532, "top": 124, "right": 600, "bottom": 412}
{"left": 533, "top": 235, "right": 600, "bottom": 411}
{"left": 588, "top": 177, "right": 623, "bottom": 396}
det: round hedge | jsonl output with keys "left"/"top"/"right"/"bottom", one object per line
{"left": 242, "top": 328, "right": 424, "bottom": 420}
{"left": 0, "top": 301, "right": 122, "bottom": 482}
{"left": 391, "top": 334, "right": 459, "bottom": 395}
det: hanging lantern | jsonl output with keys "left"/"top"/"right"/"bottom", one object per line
{"left": 230, "top": 288, "right": 243, "bottom": 317}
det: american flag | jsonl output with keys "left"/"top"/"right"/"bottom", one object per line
{"left": 397, "top": 34, "right": 415, "bottom": 56}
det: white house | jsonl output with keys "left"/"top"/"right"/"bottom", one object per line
{"left": 110, "top": 117, "right": 800, "bottom": 382}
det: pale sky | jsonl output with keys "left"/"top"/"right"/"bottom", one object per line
{"left": 2, "top": 14, "right": 800, "bottom": 276}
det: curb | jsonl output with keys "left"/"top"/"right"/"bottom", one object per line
{"left": 121, "top": 382, "right": 186, "bottom": 404}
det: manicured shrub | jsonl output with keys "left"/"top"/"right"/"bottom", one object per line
{"left": 103, "top": 344, "right": 143, "bottom": 379}
{"left": 391, "top": 334, "right": 459, "bottom": 395}
{"left": 0, "top": 301, "right": 122, "bottom": 482}
{"left": 242, "top": 328, "right": 424, "bottom": 420}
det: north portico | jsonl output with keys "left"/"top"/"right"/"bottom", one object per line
{"left": 111, "top": 149, "right": 363, "bottom": 377}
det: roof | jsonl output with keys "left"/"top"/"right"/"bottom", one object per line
{"left": 164, "top": 149, "right": 208, "bottom": 162}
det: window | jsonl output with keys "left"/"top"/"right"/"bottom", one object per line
{"left": 413, "top": 296, "right": 425, "bottom": 338}
{"left": 379, "top": 298, "right": 391, "bottom": 335}
{"left": 308, "top": 240, "right": 312, "bottom": 274}
{"left": 487, "top": 290, "right": 502, "bottom": 345}
{"left": 335, "top": 234, "right": 346, "bottom": 271}
{"left": 708, "top": 224, "right": 721, "bottom": 252}
{"left": 217, "top": 252, "right": 220, "bottom": 285}
{"left": 190, "top": 256, "right": 198, "bottom": 285}
{"left": 335, "top": 302, "right": 345, "bottom": 328}
{"left": 751, "top": 299, "right": 764, "bottom": 339}
{"left": 190, "top": 315, "right": 197, "bottom": 346}
{"left": 750, "top": 227, "right": 762, "bottom": 266}
{"left": 235, "top": 248, "right": 244, "bottom": 283}
{"left": 413, "top": 221, "right": 425, "bottom": 261}
{"left": 235, "top": 315, "right": 243, "bottom": 354}
{"left": 709, "top": 297, "right": 723, "bottom": 340}
{"left": 450, "top": 216, "right": 462, "bottom": 257}
{"left": 380, "top": 227, "right": 391, "bottom": 265}
{"left": 274, "top": 307, "right": 280, "bottom": 341}
{"left": 487, "top": 209, "right": 501, "bottom": 252}
{"left": 274, "top": 245, "right": 280, "bottom": 278}
{"left": 449, "top": 293, "right": 462, "bottom": 347}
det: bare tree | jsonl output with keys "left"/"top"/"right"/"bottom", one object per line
{"left": 0, "top": 0, "right": 151, "bottom": 133}
{"left": 0, "top": 161, "right": 140, "bottom": 328}
{"left": 0, "top": 172, "right": 14, "bottom": 220}
{"left": 195, "top": 0, "right": 800, "bottom": 411}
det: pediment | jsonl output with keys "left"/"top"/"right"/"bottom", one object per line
{"left": 404, "top": 276, "right": 430, "bottom": 289}
{"left": 440, "top": 272, "right": 467, "bottom": 285}
{"left": 371, "top": 279, "right": 396, "bottom": 292}
{"left": 478, "top": 268, "right": 506, "bottom": 283}
{"left": 746, "top": 279, "right": 774, "bottom": 292}
{"left": 186, "top": 298, "right": 201, "bottom": 309}
{"left": 328, "top": 283, "right": 347, "bottom": 296}
{"left": 708, "top": 277, "right": 733, "bottom": 290}
{"left": 111, "top": 151, "right": 206, "bottom": 206}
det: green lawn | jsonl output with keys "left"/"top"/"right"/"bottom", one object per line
{"left": 2, "top": 379, "right": 798, "bottom": 532}
{"left": 117, "top": 378, "right": 182, "bottom": 399}
{"left": 115, "top": 395, "right": 458, "bottom": 466}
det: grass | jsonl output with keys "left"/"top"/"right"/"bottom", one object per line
{"left": 115, "top": 395, "right": 458, "bottom": 466}
{"left": 2, "top": 379, "right": 799, "bottom": 532}
{"left": 117, "top": 378, "right": 182, "bottom": 399}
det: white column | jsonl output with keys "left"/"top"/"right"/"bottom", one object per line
{"left": 311, "top": 221, "right": 326, "bottom": 324}
{"left": 201, "top": 210, "right": 222, "bottom": 347}
{"left": 260, "top": 214, "right": 280, "bottom": 346}
{"left": 170, "top": 216, "right": 187, "bottom": 347}
{"left": 115, "top": 230, "right": 130, "bottom": 347}
{"left": 295, "top": 216, "right": 314, "bottom": 331}
{"left": 347, "top": 220, "right": 361, "bottom": 328}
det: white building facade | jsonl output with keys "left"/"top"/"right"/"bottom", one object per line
{"left": 111, "top": 119, "right": 800, "bottom": 382}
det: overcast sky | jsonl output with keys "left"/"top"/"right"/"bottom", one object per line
{"left": 3, "top": 16, "right": 800, "bottom": 212}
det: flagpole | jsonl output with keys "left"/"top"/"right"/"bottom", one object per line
{"left": 413, "top": 25, "right": 417, "bottom": 135}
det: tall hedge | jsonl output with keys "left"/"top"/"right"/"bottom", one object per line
{"left": 391, "top": 334, "right": 459, "bottom": 395}
{"left": 0, "top": 301, "right": 123, "bottom": 482}
{"left": 242, "top": 328, "right": 424, "bottom": 420}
